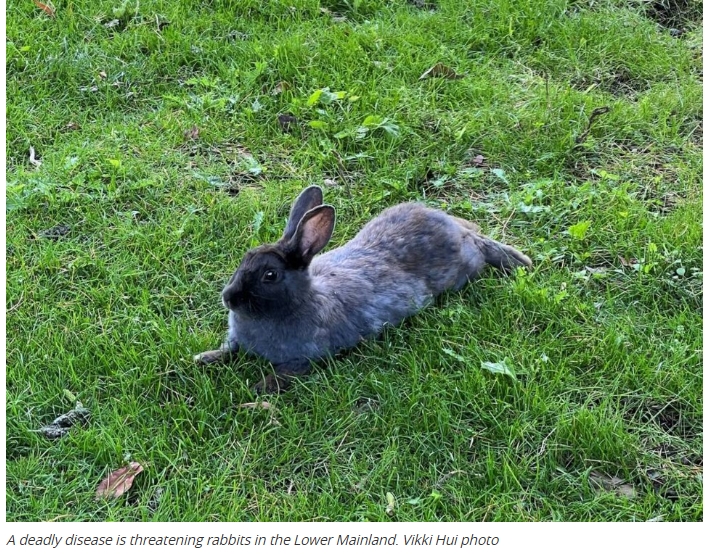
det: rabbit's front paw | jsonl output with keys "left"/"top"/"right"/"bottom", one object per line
{"left": 194, "top": 349, "right": 233, "bottom": 365}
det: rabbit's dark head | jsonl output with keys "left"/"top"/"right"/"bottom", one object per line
{"left": 222, "top": 186, "right": 335, "bottom": 318}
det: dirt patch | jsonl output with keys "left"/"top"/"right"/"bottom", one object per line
{"left": 644, "top": 0, "right": 702, "bottom": 32}
{"left": 623, "top": 397, "right": 699, "bottom": 440}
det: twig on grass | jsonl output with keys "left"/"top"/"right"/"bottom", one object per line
{"left": 574, "top": 106, "right": 611, "bottom": 146}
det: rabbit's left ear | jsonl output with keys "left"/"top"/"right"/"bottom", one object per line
{"left": 283, "top": 186, "right": 324, "bottom": 241}
{"left": 287, "top": 205, "right": 335, "bottom": 265}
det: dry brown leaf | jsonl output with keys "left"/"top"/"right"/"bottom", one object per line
{"left": 34, "top": 0, "right": 55, "bottom": 17}
{"left": 96, "top": 462, "right": 144, "bottom": 500}
{"left": 618, "top": 256, "right": 638, "bottom": 267}
{"left": 419, "top": 63, "right": 465, "bottom": 80}
{"left": 471, "top": 154, "right": 487, "bottom": 167}
{"left": 239, "top": 401, "right": 280, "bottom": 426}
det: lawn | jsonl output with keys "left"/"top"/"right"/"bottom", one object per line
{"left": 6, "top": 0, "right": 702, "bottom": 521}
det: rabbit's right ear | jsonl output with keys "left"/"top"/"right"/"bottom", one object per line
{"left": 282, "top": 186, "right": 324, "bottom": 241}
{"left": 285, "top": 205, "right": 335, "bottom": 266}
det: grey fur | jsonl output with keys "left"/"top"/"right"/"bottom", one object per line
{"left": 196, "top": 186, "right": 532, "bottom": 389}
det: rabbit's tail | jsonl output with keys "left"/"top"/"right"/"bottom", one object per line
{"left": 479, "top": 236, "right": 532, "bottom": 272}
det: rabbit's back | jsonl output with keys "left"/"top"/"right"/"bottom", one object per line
{"left": 314, "top": 203, "right": 481, "bottom": 293}
{"left": 309, "top": 203, "right": 482, "bottom": 341}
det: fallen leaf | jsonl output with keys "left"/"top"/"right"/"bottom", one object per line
{"left": 96, "top": 462, "right": 144, "bottom": 500}
{"left": 98, "top": 70, "right": 107, "bottom": 80}
{"left": 272, "top": 81, "right": 291, "bottom": 95}
{"left": 34, "top": 0, "right": 55, "bottom": 17}
{"left": 38, "top": 402, "right": 89, "bottom": 439}
{"left": 104, "top": 19, "right": 120, "bottom": 29}
{"left": 471, "top": 154, "right": 487, "bottom": 167}
{"left": 29, "top": 146, "right": 42, "bottom": 167}
{"left": 66, "top": 121, "right": 80, "bottom": 131}
{"left": 239, "top": 401, "right": 280, "bottom": 426}
{"left": 385, "top": 492, "right": 396, "bottom": 515}
{"left": 323, "top": 178, "right": 337, "bottom": 187}
{"left": 184, "top": 125, "right": 199, "bottom": 140}
{"left": 481, "top": 360, "right": 517, "bottom": 380}
{"left": 419, "top": 63, "right": 465, "bottom": 80}
{"left": 278, "top": 113, "right": 298, "bottom": 133}
{"left": 619, "top": 256, "right": 638, "bottom": 267}
{"left": 589, "top": 470, "right": 622, "bottom": 489}
{"left": 238, "top": 402, "right": 273, "bottom": 410}
{"left": 589, "top": 470, "right": 636, "bottom": 499}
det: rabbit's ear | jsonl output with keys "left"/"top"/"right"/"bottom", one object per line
{"left": 282, "top": 186, "right": 324, "bottom": 241}
{"left": 288, "top": 205, "right": 335, "bottom": 265}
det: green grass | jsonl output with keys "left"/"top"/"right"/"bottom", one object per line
{"left": 6, "top": 0, "right": 702, "bottom": 521}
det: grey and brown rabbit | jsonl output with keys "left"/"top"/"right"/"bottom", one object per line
{"left": 195, "top": 186, "right": 532, "bottom": 393}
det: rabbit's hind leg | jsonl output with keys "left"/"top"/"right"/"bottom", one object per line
{"left": 453, "top": 232, "right": 488, "bottom": 289}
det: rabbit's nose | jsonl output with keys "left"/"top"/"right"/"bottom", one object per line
{"left": 221, "top": 285, "right": 242, "bottom": 310}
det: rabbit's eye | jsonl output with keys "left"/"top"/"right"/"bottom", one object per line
{"left": 262, "top": 269, "right": 278, "bottom": 283}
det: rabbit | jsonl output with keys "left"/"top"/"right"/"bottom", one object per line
{"left": 195, "top": 185, "right": 532, "bottom": 393}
